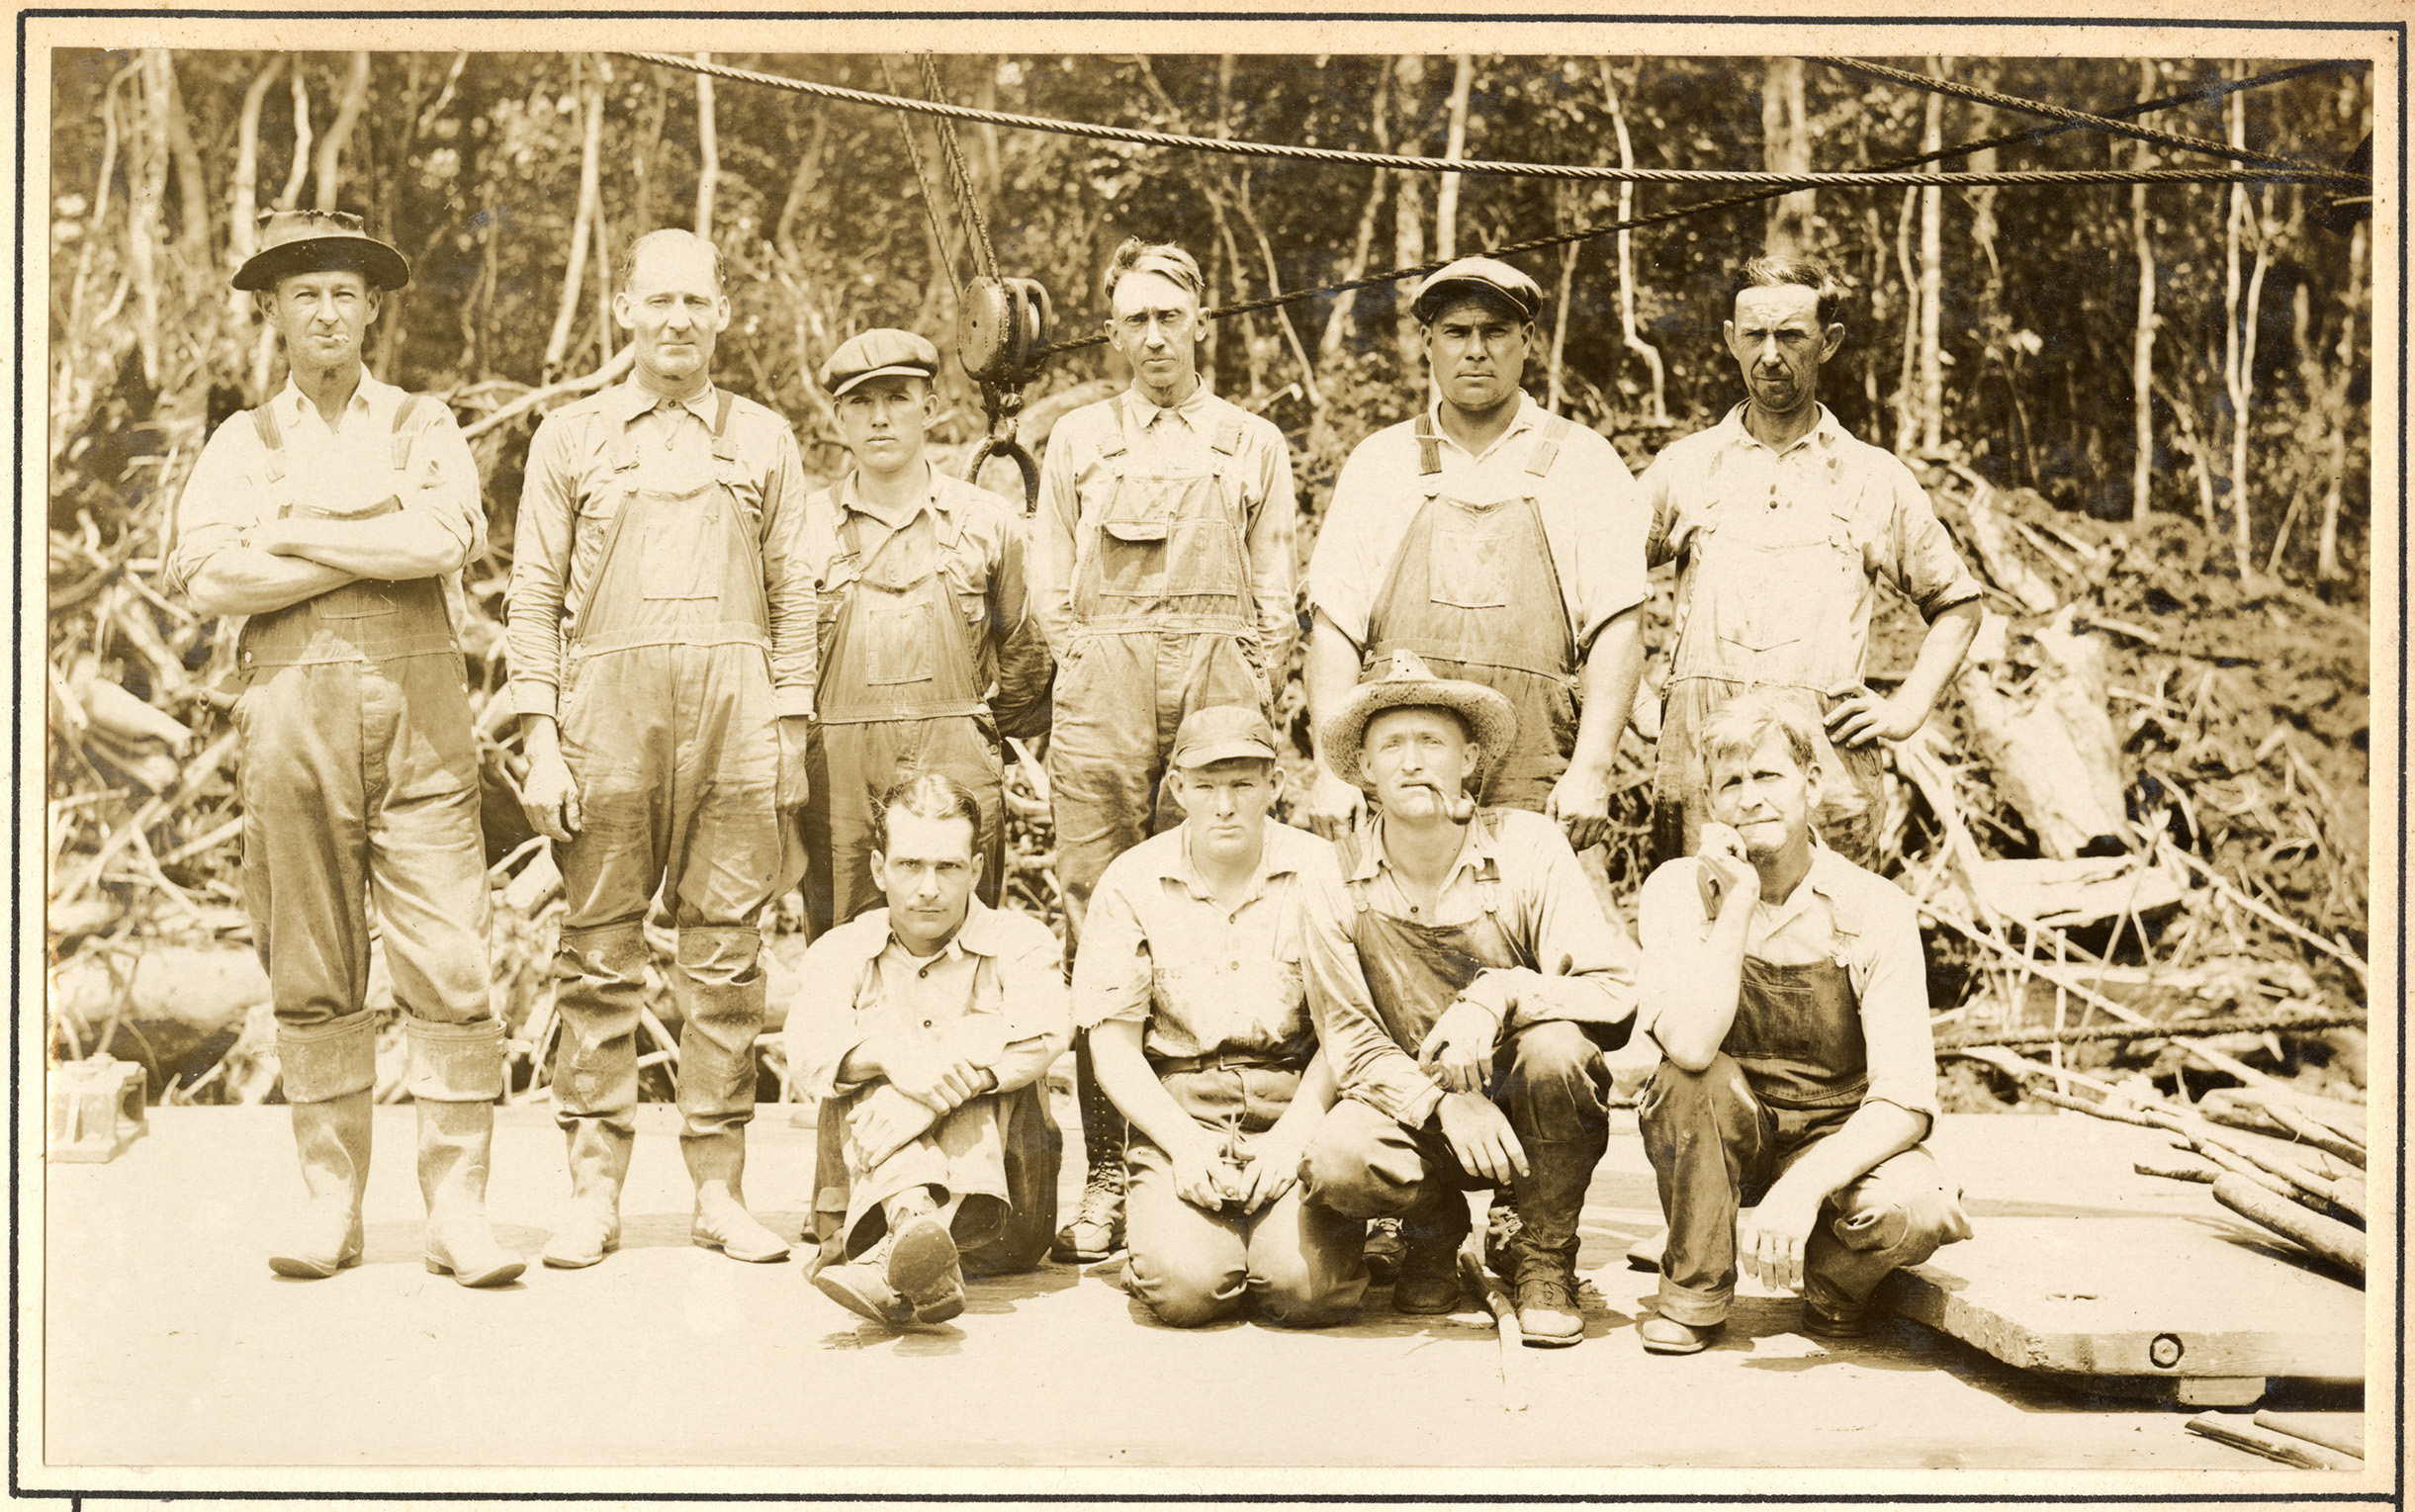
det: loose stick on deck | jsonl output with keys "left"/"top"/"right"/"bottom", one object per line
{"left": 2187, "top": 1413, "right": 2363, "bottom": 1469}
{"left": 2210, "top": 1174, "right": 2365, "bottom": 1278}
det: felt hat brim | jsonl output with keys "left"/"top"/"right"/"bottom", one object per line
{"left": 234, "top": 234, "right": 409, "bottom": 293}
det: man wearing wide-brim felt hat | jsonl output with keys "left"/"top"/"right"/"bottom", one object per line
{"left": 167, "top": 205, "right": 523, "bottom": 1288}
{"left": 1294, "top": 650, "right": 1641, "bottom": 1347}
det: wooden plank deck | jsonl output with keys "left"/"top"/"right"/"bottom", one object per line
{"left": 28, "top": 1101, "right": 2376, "bottom": 1481}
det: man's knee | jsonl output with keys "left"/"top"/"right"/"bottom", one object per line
{"left": 1831, "top": 1154, "right": 1972, "bottom": 1267}
{"left": 1127, "top": 1246, "right": 1249, "bottom": 1328}
{"left": 1251, "top": 1271, "right": 1356, "bottom": 1329}
{"left": 1300, "top": 1111, "right": 1418, "bottom": 1219}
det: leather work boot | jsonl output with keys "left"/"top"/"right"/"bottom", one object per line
{"left": 885, "top": 1211, "right": 965, "bottom": 1325}
{"left": 686, "top": 1137, "right": 793, "bottom": 1263}
{"left": 1051, "top": 1161, "right": 1125, "bottom": 1264}
{"left": 1639, "top": 1314, "right": 1723, "bottom": 1355}
{"left": 1391, "top": 1190, "right": 1472, "bottom": 1314}
{"left": 543, "top": 1118, "right": 634, "bottom": 1268}
{"left": 1363, "top": 1216, "right": 1405, "bottom": 1287}
{"left": 1052, "top": 1030, "right": 1127, "bottom": 1263}
{"left": 266, "top": 1010, "right": 377, "bottom": 1279}
{"left": 1511, "top": 1247, "right": 1585, "bottom": 1347}
{"left": 1802, "top": 1296, "right": 1874, "bottom": 1339}
{"left": 410, "top": 1021, "right": 526, "bottom": 1289}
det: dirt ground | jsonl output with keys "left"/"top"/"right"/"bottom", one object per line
{"left": 32, "top": 1095, "right": 2370, "bottom": 1489}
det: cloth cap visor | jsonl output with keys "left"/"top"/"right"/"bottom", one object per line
{"left": 823, "top": 327, "right": 941, "bottom": 397}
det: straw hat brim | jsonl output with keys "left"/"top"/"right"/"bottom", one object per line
{"left": 234, "top": 234, "right": 409, "bottom": 293}
{"left": 1321, "top": 675, "right": 1519, "bottom": 793}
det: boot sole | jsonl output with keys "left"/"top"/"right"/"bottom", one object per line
{"left": 426, "top": 1255, "right": 528, "bottom": 1288}
{"left": 693, "top": 1234, "right": 792, "bottom": 1263}
{"left": 811, "top": 1269, "right": 906, "bottom": 1325}
{"left": 886, "top": 1216, "right": 960, "bottom": 1312}
{"left": 541, "top": 1242, "right": 618, "bottom": 1270}
{"left": 267, "top": 1251, "right": 362, "bottom": 1280}
{"left": 1519, "top": 1322, "right": 1585, "bottom": 1348}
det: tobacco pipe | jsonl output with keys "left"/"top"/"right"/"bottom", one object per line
{"left": 1400, "top": 780, "right": 1476, "bottom": 823}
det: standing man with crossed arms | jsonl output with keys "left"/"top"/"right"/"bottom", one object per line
{"left": 1031, "top": 237, "right": 1299, "bottom": 1264}
{"left": 170, "top": 209, "right": 520, "bottom": 1287}
{"left": 510, "top": 227, "right": 816, "bottom": 1269}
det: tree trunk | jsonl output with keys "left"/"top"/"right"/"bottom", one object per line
{"left": 164, "top": 59, "right": 211, "bottom": 263}
{"left": 275, "top": 65, "right": 313, "bottom": 212}
{"left": 1601, "top": 60, "right": 1668, "bottom": 424}
{"left": 1316, "top": 62, "right": 1390, "bottom": 367}
{"left": 2130, "top": 60, "right": 2157, "bottom": 522}
{"left": 1391, "top": 57, "right": 1429, "bottom": 379}
{"left": 228, "top": 57, "right": 286, "bottom": 327}
{"left": 544, "top": 59, "right": 604, "bottom": 381}
{"left": 2316, "top": 220, "right": 2364, "bottom": 580}
{"left": 1893, "top": 187, "right": 1919, "bottom": 452}
{"left": 693, "top": 53, "right": 718, "bottom": 237}
{"left": 312, "top": 51, "right": 370, "bottom": 212}
{"left": 632, "top": 65, "right": 668, "bottom": 233}
{"left": 1916, "top": 62, "right": 1946, "bottom": 455}
{"left": 1760, "top": 58, "right": 1815, "bottom": 257}
{"left": 774, "top": 110, "right": 829, "bottom": 256}
{"left": 128, "top": 50, "right": 172, "bottom": 387}
{"left": 1236, "top": 174, "right": 1322, "bottom": 417}
{"left": 1546, "top": 184, "right": 1574, "bottom": 415}
{"left": 2221, "top": 64, "right": 2266, "bottom": 578}
{"left": 1435, "top": 54, "right": 1474, "bottom": 262}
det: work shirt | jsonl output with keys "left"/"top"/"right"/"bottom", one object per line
{"left": 791, "top": 900, "right": 1070, "bottom": 1104}
{"left": 1635, "top": 842, "right": 1942, "bottom": 1120}
{"left": 801, "top": 464, "right": 1053, "bottom": 740}
{"left": 167, "top": 372, "right": 486, "bottom": 598}
{"left": 1032, "top": 384, "right": 1297, "bottom": 666}
{"left": 1642, "top": 402, "right": 1981, "bottom": 687}
{"left": 507, "top": 379, "right": 816, "bottom": 720}
{"left": 1309, "top": 391, "right": 1650, "bottom": 656}
{"left": 1070, "top": 820, "right": 1330, "bottom": 1066}
{"left": 1300, "top": 806, "right": 1641, "bottom": 1127}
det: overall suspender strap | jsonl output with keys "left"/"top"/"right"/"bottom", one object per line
{"left": 1526, "top": 414, "right": 1571, "bottom": 479}
{"left": 1413, "top": 410, "right": 1442, "bottom": 478}
{"left": 709, "top": 389, "right": 740, "bottom": 462}
{"left": 252, "top": 405, "right": 286, "bottom": 484}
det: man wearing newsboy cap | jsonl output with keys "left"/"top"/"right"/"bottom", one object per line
{"left": 796, "top": 328, "right": 1052, "bottom": 936}
{"left": 168, "top": 209, "right": 522, "bottom": 1287}
{"left": 1302, "top": 256, "right": 1650, "bottom": 847}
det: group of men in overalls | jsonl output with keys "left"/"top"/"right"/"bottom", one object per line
{"left": 171, "top": 208, "right": 1975, "bottom": 1352}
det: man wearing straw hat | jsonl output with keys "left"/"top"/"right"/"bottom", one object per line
{"left": 1297, "top": 650, "right": 1640, "bottom": 1347}
{"left": 169, "top": 208, "right": 520, "bottom": 1287}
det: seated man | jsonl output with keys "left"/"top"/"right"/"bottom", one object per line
{"left": 1298, "top": 651, "right": 1639, "bottom": 1347}
{"left": 793, "top": 774, "right": 1070, "bottom": 1327}
{"left": 1075, "top": 706, "right": 1368, "bottom": 1328}
{"left": 1633, "top": 688, "right": 1972, "bottom": 1355}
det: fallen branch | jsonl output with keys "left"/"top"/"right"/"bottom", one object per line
{"left": 459, "top": 346, "right": 636, "bottom": 440}
{"left": 2158, "top": 837, "right": 2368, "bottom": 986}
{"left": 2210, "top": 1173, "right": 2364, "bottom": 1279}
{"left": 2187, "top": 1412, "right": 2362, "bottom": 1469}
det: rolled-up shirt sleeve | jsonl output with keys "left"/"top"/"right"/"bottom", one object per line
{"left": 791, "top": 931, "right": 879, "bottom": 1103}
{"left": 1483, "top": 813, "right": 1640, "bottom": 1027}
{"left": 403, "top": 406, "right": 488, "bottom": 565}
{"left": 759, "top": 422, "right": 819, "bottom": 719}
{"left": 1298, "top": 852, "right": 1442, "bottom": 1128}
{"left": 1069, "top": 856, "right": 1155, "bottom": 1032}
{"left": 164, "top": 421, "right": 263, "bottom": 599}
{"left": 1565, "top": 433, "right": 1651, "bottom": 656}
{"left": 1881, "top": 463, "right": 1984, "bottom": 622}
{"left": 1305, "top": 443, "right": 1388, "bottom": 648}
{"left": 984, "top": 918, "right": 1071, "bottom": 1092}
{"left": 1853, "top": 885, "right": 1942, "bottom": 1121}
{"left": 504, "top": 413, "right": 581, "bottom": 719}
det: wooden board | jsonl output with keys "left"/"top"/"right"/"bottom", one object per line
{"left": 1877, "top": 1214, "right": 2364, "bottom": 1388}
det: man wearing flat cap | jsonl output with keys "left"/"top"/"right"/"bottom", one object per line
{"left": 1297, "top": 651, "right": 1640, "bottom": 1346}
{"left": 1304, "top": 256, "right": 1650, "bottom": 849}
{"left": 169, "top": 209, "right": 521, "bottom": 1286}
{"left": 1074, "top": 706, "right": 1368, "bottom": 1329}
{"left": 507, "top": 227, "right": 815, "bottom": 1269}
{"left": 797, "top": 328, "right": 1052, "bottom": 937}
{"left": 1031, "top": 236, "right": 1300, "bottom": 1264}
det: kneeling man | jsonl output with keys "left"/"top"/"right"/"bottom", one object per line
{"left": 794, "top": 774, "right": 1069, "bottom": 1326}
{"left": 1635, "top": 688, "right": 1971, "bottom": 1354}
{"left": 1299, "top": 652, "right": 1638, "bottom": 1346}
{"left": 1076, "top": 706, "right": 1368, "bottom": 1328}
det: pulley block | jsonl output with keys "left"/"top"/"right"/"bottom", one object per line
{"left": 956, "top": 276, "right": 1054, "bottom": 388}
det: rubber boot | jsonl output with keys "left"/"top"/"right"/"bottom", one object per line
{"left": 1509, "top": 1140, "right": 1595, "bottom": 1347}
{"left": 1051, "top": 1029, "right": 1127, "bottom": 1263}
{"left": 409, "top": 1020, "right": 525, "bottom": 1289}
{"left": 672, "top": 927, "right": 790, "bottom": 1263}
{"left": 542, "top": 1118, "right": 634, "bottom": 1268}
{"left": 267, "top": 1010, "right": 377, "bottom": 1279}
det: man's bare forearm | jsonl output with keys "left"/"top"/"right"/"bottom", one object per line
{"left": 1303, "top": 611, "right": 1363, "bottom": 772}
{"left": 269, "top": 511, "right": 472, "bottom": 580}
{"left": 1765, "top": 1100, "right": 1928, "bottom": 1204}
{"left": 185, "top": 549, "right": 358, "bottom": 617}
{"left": 1895, "top": 599, "right": 1983, "bottom": 720}
{"left": 1568, "top": 608, "right": 1646, "bottom": 779}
